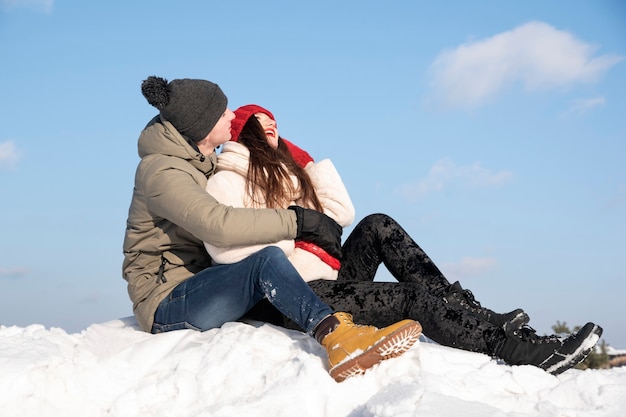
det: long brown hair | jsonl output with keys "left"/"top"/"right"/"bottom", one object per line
{"left": 237, "top": 116, "right": 323, "bottom": 211}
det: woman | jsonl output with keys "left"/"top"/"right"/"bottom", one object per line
{"left": 205, "top": 104, "right": 603, "bottom": 375}
{"left": 204, "top": 107, "right": 354, "bottom": 282}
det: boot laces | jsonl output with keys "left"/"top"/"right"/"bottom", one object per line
{"left": 444, "top": 282, "right": 483, "bottom": 309}
{"left": 512, "top": 325, "right": 562, "bottom": 345}
{"left": 337, "top": 313, "right": 367, "bottom": 329}
{"left": 459, "top": 288, "right": 481, "bottom": 308}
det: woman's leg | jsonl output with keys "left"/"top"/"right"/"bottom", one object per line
{"left": 339, "top": 214, "right": 450, "bottom": 294}
{"left": 307, "top": 280, "right": 499, "bottom": 354}
{"left": 281, "top": 279, "right": 600, "bottom": 376}
{"left": 152, "top": 246, "right": 333, "bottom": 335}
{"left": 339, "top": 213, "right": 528, "bottom": 328}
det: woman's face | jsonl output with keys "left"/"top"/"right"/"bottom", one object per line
{"left": 254, "top": 112, "right": 279, "bottom": 150}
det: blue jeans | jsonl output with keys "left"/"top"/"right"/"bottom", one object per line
{"left": 152, "top": 246, "right": 333, "bottom": 335}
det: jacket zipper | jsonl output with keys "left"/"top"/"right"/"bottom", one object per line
{"left": 157, "top": 255, "right": 169, "bottom": 283}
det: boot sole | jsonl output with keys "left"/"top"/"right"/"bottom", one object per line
{"left": 543, "top": 323, "right": 603, "bottom": 375}
{"left": 329, "top": 321, "right": 422, "bottom": 382}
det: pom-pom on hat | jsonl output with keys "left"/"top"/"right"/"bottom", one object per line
{"left": 141, "top": 76, "right": 227, "bottom": 143}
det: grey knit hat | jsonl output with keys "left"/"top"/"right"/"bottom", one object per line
{"left": 141, "top": 76, "right": 228, "bottom": 143}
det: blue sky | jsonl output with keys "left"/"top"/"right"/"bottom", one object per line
{"left": 1, "top": 1, "right": 625, "bottom": 347}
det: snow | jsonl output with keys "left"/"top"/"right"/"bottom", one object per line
{"left": 1, "top": 317, "right": 625, "bottom": 417}
{"left": 605, "top": 345, "right": 626, "bottom": 356}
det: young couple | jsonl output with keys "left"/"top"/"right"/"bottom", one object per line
{"left": 123, "top": 75, "right": 602, "bottom": 383}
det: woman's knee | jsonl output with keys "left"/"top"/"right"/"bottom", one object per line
{"left": 357, "top": 213, "right": 396, "bottom": 231}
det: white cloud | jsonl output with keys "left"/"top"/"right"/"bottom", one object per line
{"left": 0, "top": 0, "right": 53, "bottom": 13}
{"left": 441, "top": 256, "right": 498, "bottom": 281}
{"left": 0, "top": 141, "right": 21, "bottom": 169}
{"left": 396, "top": 157, "right": 513, "bottom": 201}
{"left": 429, "top": 21, "right": 624, "bottom": 108}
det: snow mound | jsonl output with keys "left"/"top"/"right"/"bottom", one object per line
{"left": 1, "top": 317, "right": 624, "bottom": 417}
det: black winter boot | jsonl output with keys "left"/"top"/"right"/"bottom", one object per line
{"left": 494, "top": 322, "right": 603, "bottom": 375}
{"left": 443, "top": 281, "right": 529, "bottom": 329}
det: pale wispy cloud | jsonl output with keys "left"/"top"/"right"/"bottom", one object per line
{"left": 396, "top": 157, "right": 513, "bottom": 201}
{"left": 0, "top": 267, "right": 29, "bottom": 279}
{"left": 0, "top": 141, "right": 21, "bottom": 170}
{"left": 561, "top": 96, "right": 606, "bottom": 118}
{"left": 429, "top": 21, "right": 624, "bottom": 108}
{"left": 79, "top": 292, "right": 103, "bottom": 304}
{"left": 441, "top": 256, "right": 498, "bottom": 281}
{"left": 0, "top": 0, "right": 53, "bottom": 13}
{"left": 606, "top": 182, "right": 626, "bottom": 209}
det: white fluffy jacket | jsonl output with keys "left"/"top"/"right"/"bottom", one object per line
{"left": 204, "top": 141, "right": 355, "bottom": 282}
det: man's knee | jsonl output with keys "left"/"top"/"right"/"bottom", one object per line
{"left": 258, "top": 245, "right": 285, "bottom": 256}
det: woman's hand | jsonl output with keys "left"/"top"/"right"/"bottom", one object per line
{"left": 289, "top": 206, "right": 342, "bottom": 259}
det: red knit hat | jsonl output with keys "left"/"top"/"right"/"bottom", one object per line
{"left": 230, "top": 104, "right": 314, "bottom": 168}
{"left": 230, "top": 104, "right": 275, "bottom": 144}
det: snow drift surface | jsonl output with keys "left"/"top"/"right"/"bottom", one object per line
{"left": 0, "top": 317, "right": 624, "bottom": 417}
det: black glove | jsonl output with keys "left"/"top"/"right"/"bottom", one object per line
{"left": 288, "top": 206, "right": 342, "bottom": 259}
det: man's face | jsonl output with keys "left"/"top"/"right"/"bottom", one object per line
{"left": 198, "top": 109, "right": 235, "bottom": 154}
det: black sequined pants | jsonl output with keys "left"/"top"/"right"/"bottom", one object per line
{"left": 245, "top": 214, "right": 502, "bottom": 354}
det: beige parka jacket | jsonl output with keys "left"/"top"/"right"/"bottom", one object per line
{"left": 123, "top": 116, "right": 298, "bottom": 332}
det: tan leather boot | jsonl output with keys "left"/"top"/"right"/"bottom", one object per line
{"left": 315, "top": 312, "right": 422, "bottom": 382}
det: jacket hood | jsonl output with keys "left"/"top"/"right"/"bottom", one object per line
{"left": 138, "top": 115, "right": 216, "bottom": 175}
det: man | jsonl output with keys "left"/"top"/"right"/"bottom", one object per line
{"left": 122, "top": 75, "right": 422, "bottom": 382}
